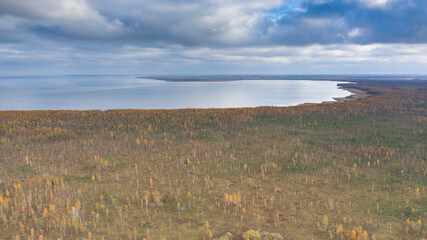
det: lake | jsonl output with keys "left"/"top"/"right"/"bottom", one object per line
{"left": 0, "top": 75, "right": 352, "bottom": 110}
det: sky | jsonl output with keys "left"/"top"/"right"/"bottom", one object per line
{"left": 1, "top": 0, "right": 427, "bottom": 75}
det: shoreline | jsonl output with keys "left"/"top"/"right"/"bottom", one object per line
{"left": 311, "top": 84, "right": 371, "bottom": 105}
{"left": 282, "top": 83, "right": 371, "bottom": 107}
{"left": 332, "top": 85, "right": 370, "bottom": 103}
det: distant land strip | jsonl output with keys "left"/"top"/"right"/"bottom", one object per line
{"left": 138, "top": 75, "right": 427, "bottom": 82}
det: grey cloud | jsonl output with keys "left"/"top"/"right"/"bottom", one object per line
{"left": 2, "top": 42, "right": 427, "bottom": 75}
{"left": 0, "top": 0, "right": 126, "bottom": 42}
{"left": 90, "top": 0, "right": 281, "bottom": 46}
{"left": 0, "top": 0, "right": 103, "bottom": 21}
{"left": 0, "top": 0, "right": 427, "bottom": 76}
{"left": 1, "top": 0, "right": 426, "bottom": 46}
{"left": 0, "top": 0, "right": 283, "bottom": 45}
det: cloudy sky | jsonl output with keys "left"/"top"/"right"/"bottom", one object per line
{"left": 1, "top": 0, "right": 427, "bottom": 75}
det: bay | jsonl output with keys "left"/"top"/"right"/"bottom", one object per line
{"left": 0, "top": 75, "right": 352, "bottom": 110}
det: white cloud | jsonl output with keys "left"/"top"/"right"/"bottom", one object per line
{"left": 0, "top": 0, "right": 426, "bottom": 75}
{"left": 88, "top": 0, "right": 285, "bottom": 45}
{"left": 357, "top": 0, "right": 393, "bottom": 8}
{"left": 1, "top": 0, "right": 425, "bottom": 46}
{"left": 1, "top": 42, "right": 427, "bottom": 74}
{"left": 0, "top": 0, "right": 125, "bottom": 39}
{"left": 5, "top": 42, "right": 427, "bottom": 65}
{"left": 348, "top": 28, "right": 361, "bottom": 38}
{"left": 0, "top": 0, "right": 101, "bottom": 21}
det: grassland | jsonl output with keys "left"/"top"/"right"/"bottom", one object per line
{"left": 0, "top": 81, "right": 426, "bottom": 240}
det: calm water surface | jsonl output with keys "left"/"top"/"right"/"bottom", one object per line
{"left": 0, "top": 75, "right": 352, "bottom": 110}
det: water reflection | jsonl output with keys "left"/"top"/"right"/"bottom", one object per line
{"left": 0, "top": 76, "right": 352, "bottom": 110}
